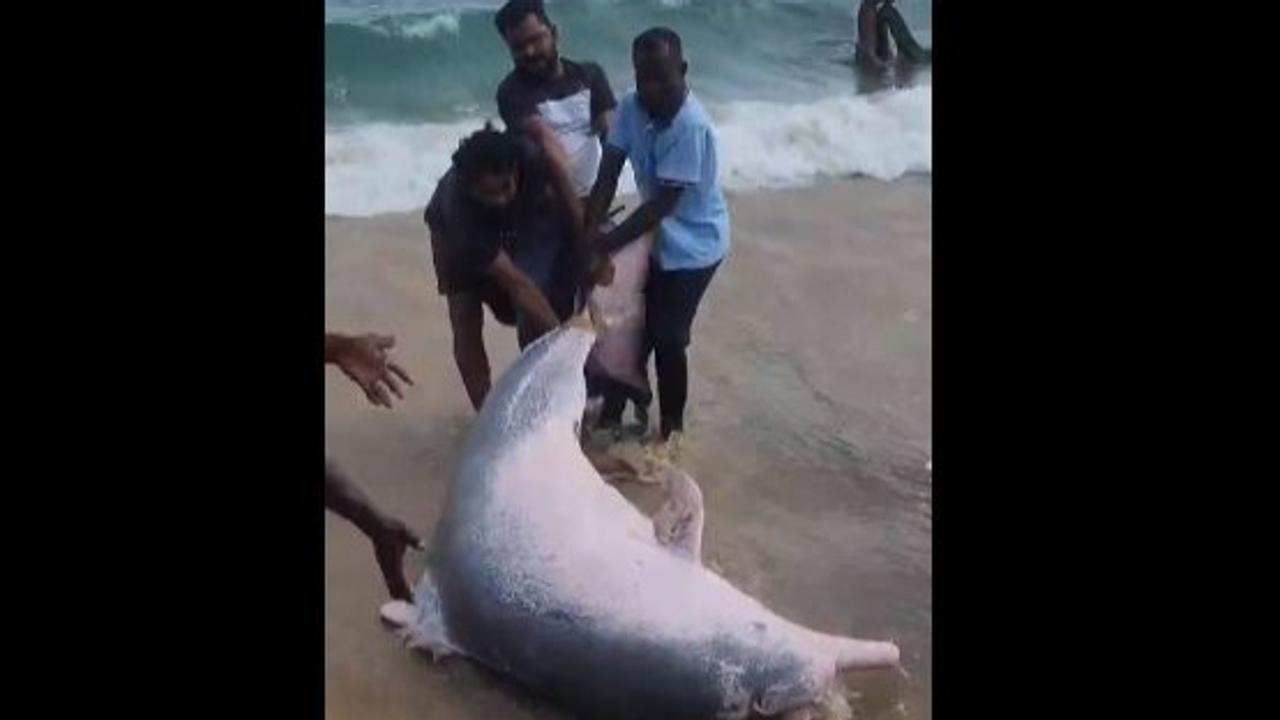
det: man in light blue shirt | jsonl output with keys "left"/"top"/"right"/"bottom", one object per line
{"left": 584, "top": 26, "right": 730, "bottom": 444}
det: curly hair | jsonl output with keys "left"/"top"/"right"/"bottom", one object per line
{"left": 451, "top": 122, "right": 520, "bottom": 184}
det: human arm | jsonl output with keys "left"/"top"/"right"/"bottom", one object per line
{"left": 324, "top": 460, "right": 423, "bottom": 601}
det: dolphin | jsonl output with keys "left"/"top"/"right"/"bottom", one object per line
{"left": 381, "top": 313, "right": 899, "bottom": 719}
{"left": 584, "top": 231, "right": 655, "bottom": 413}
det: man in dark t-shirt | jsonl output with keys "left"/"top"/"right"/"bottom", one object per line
{"left": 492, "top": 1, "right": 630, "bottom": 422}
{"left": 424, "top": 126, "right": 578, "bottom": 410}
{"left": 854, "top": 0, "right": 931, "bottom": 92}
{"left": 493, "top": 0, "right": 617, "bottom": 203}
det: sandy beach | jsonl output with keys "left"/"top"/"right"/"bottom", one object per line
{"left": 324, "top": 178, "right": 932, "bottom": 719}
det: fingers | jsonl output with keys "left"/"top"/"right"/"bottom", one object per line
{"left": 388, "top": 361, "right": 414, "bottom": 386}
{"left": 360, "top": 374, "right": 407, "bottom": 409}
{"left": 341, "top": 367, "right": 389, "bottom": 408}
{"left": 387, "top": 518, "right": 425, "bottom": 551}
{"left": 365, "top": 380, "right": 393, "bottom": 408}
{"left": 339, "top": 332, "right": 412, "bottom": 408}
{"left": 386, "top": 576, "right": 413, "bottom": 603}
{"left": 376, "top": 544, "right": 413, "bottom": 602}
{"left": 360, "top": 362, "right": 407, "bottom": 407}
{"left": 399, "top": 526, "right": 425, "bottom": 551}
{"left": 381, "top": 369, "right": 405, "bottom": 401}
{"left": 375, "top": 523, "right": 421, "bottom": 601}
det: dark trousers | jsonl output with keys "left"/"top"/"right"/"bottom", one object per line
{"left": 602, "top": 259, "right": 720, "bottom": 438}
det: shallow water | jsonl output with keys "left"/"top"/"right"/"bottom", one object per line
{"left": 323, "top": 0, "right": 933, "bottom": 215}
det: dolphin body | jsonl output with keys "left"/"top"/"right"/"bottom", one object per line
{"left": 584, "top": 232, "right": 654, "bottom": 411}
{"left": 382, "top": 318, "right": 899, "bottom": 719}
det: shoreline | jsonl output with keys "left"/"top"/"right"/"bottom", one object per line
{"left": 325, "top": 173, "right": 934, "bottom": 224}
{"left": 324, "top": 173, "right": 933, "bottom": 221}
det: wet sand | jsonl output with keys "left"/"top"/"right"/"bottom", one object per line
{"left": 325, "top": 177, "right": 932, "bottom": 719}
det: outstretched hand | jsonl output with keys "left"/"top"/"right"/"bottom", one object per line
{"left": 331, "top": 333, "right": 414, "bottom": 408}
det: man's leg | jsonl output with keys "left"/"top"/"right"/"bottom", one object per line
{"left": 645, "top": 260, "right": 720, "bottom": 440}
{"left": 875, "top": 7, "right": 894, "bottom": 62}
{"left": 654, "top": 344, "right": 690, "bottom": 439}
{"left": 598, "top": 391, "right": 627, "bottom": 429}
{"left": 596, "top": 375, "right": 651, "bottom": 431}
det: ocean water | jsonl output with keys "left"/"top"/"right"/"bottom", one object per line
{"left": 325, "top": 0, "right": 932, "bottom": 216}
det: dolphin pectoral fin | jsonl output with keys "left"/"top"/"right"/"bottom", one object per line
{"left": 652, "top": 467, "right": 705, "bottom": 563}
{"left": 380, "top": 576, "right": 457, "bottom": 662}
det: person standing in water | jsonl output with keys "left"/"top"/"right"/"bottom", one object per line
{"left": 853, "top": 0, "right": 931, "bottom": 92}
{"left": 493, "top": 0, "right": 647, "bottom": 427}
{"left": 584, "top": 28, "right": 730, "bottom": 448}
{"left": 856, "top": 0, "right": 931, "bottom": 70}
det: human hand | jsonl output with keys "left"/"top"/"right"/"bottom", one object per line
{"left": 588, "top": 253, "right": 615, "bottom": 288}
{"left": 370, "top": 515, "right": 424, "bottom": 601}
{"left": 331, "top": 333, "right": 414, "bottom": 408}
